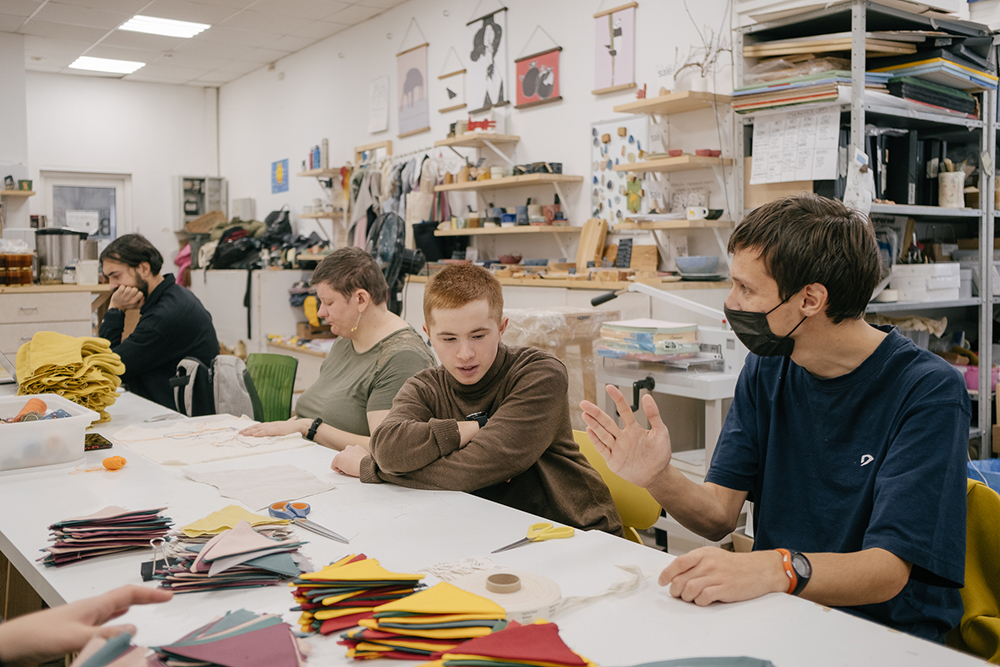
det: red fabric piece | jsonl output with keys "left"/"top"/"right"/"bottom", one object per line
{"left": 161, "top": 621, "right": 300, "bottom": 667}
{"left": 319, "top": 612, "right": 375, "bottom": 635}
{"left": 431, "top": 622, "right": 586, "bottom": 666}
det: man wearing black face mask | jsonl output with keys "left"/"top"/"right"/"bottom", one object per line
{"left": 581, "top": 194, "right": 968, "bottom": 643}
{"left": 99, "top": 234, "right": 218, "bottom": 409}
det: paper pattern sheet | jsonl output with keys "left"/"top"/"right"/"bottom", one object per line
{"left": 113, "top": 415, "right": 310, "bottom": 466}
{"left": 750, "top": 106, "right": 839, "bottom": 184}
{"left": 183, "top": 465, "right": 336, "bottom": 510}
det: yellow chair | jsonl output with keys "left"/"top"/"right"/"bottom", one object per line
{"left": 573, "top": 430, "right": 662, "bottom": 544}
{"left": 947, "top": 478, "right": 1000, "bottom": 662}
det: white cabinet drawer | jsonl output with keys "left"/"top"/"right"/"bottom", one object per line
{"left": 0, "top": 321, "right": 93, "bottom": 355}
{"left": 0, "top": 293, "right": 91, "bottom": 324}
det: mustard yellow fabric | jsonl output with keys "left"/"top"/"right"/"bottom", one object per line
{"left": 299, "top": 558, "right": 425, "bottom": 583}
{"left": 382, "top": 613, "right": 509, "bottom": 625}
{"left": 15, "top": 332, "right": 125, "bottom": 423}
{"left": 947, "top": 479, "right": 1000, "bottom": 663}
{"left": 181, "top": 505, "right": 288, "bottom": 537}
{"left": 356, "top": 621, "right": 495, "bottom": 639}
{"left": 373, "top": 582, "right": 505, "bottom": 616}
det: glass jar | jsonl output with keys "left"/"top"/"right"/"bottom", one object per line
{"left": 0, "top": 254, "right": 7, "bottom": 287}
{"left": 62, "top": 266, "right": 77, "bottom": 285}
{"left": 41, "top": 265, "right": 62, "bottom": 285}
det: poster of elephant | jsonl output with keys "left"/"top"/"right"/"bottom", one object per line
{"left": 515, "top": 46, "right": 561, "bottom": 109}
{"left": 593, "top": 2, "right": 637, "bottom": 95}
{"left": 397, "top": 43, "right": 430, "bottom": 138}
{"left": 467, "top": 8, "right": 508, "bottom": 113}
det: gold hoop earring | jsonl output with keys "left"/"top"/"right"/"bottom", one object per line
{"left": 351, "top": 312, "right": 361, "bottom": 333}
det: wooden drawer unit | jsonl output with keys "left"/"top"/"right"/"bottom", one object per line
{"left": 0, "top": 321, "right": 93, "bottom": 355}
{"left": 0, "top": 293, "right": 90, "bottom": 324}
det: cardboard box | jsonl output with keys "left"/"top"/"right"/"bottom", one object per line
{"left": 731, "top": 529, "right": 754, "bottom": 553}
{"left": 993, "top": 424, "right": 1000, "bottom": 455}
{"left": 956, "top": 238, "right": 1000, "bottom": 250}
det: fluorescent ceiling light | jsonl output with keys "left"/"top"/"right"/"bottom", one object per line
{"left": 69, "top": 56, "right": 145, "bottom": 75}
{"left": 119, "top": 15, "right": 210, "bottom": 38}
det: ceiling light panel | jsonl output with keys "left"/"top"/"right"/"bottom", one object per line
{"left": 119, "top": 15, "right": 210, "bottom": 38}
{"left": 69, "top": 55, "right": 145, "bottom": 74}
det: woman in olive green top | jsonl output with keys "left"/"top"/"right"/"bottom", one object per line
{"left": 239, "top": 247, "right": 435, "bottom": 450}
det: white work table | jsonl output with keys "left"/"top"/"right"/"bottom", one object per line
{"left": 0, "top": 390, "right": 981, "bottom": 666}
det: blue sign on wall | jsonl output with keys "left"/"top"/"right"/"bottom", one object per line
{"left": 271, "top": 159, "right": 289, "bottom": 194}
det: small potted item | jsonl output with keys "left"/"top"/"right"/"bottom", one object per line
{"left": 668, "top": 149, "right": 683, "bottom": 157}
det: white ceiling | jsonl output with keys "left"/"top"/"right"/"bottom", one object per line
{"left": 3, "top": 0, "right": 410, "bottom": 86}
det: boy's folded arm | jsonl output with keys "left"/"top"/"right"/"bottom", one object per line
{"left": 369, "top": 380, "right": 462, "bottom": 474}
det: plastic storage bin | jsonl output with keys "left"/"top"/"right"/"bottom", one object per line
{"left": 0, "top": 394, "right": 97, "bottom": 472}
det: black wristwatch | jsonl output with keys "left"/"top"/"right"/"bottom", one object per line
{"left": 788, "top": 550, "right": 812, "bottom": 596}
{"left": 305, "top": 417, "right": 323, "bottom": 441}
{"left": 465, "top": 411, "right": 489, "bottom": 428}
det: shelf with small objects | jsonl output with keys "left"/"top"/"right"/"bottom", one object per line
{"left": 296, "top": 141, "right": 350, "bottom": 246}
{"left": 734, "top": 0, "right": 997, "bottom": 454}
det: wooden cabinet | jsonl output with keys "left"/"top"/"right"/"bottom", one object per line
{"left": 0, "top": 285, "right": 110, "bottom": 355}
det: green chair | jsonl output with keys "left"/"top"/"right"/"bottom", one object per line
{"left": 245, "top": 353, "right": 298, "bottom": 422}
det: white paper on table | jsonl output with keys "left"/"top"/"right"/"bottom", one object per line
{"left": 113, "top": 414, "right": 310, "bottom": 466}
{"left": 182, "top": 464, "right": 336, "bottom": 511}
{"left": 749, "top": 106, "right": 839, "bottom": 184}
{"left": 368, "top": 76, "right": 389, "bottom": 134}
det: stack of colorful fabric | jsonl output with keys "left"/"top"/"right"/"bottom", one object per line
{"left": 339, "top": 582, "right": 508, "bottom": 660}
{"left": 426, "top": 620, "right": 595, "bottom": 667}
{"left": 291, "top": 554, "right": 425, "bottom": 636}
{"left": 155, "top": 520, "right": 308, "bottom": 593}
{"left": 40, "top": 505, "right": 171, "bottom": 567}
{"left": 16, "top": 332, "right": 125, "bottom": 423}
{"left": 175, "top": 504, "right": 293, "bottom": 544}
{"left": 152, "top": 609, "right": 310, "bottom": 666}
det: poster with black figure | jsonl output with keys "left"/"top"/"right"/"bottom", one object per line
{"left": 397, "top": 43, "right": 430, "bottom": 138}
{"left": 515, "top": 26, "right": 562, "bottom": 109}
{"left": 468, "top": 7, "right": 508, "bottom": 113}
{"left": 438, "top": 47, "right": 466, "bottom": 113}
{"left": 593, "top": 1, "right": 637, "bottom": 95}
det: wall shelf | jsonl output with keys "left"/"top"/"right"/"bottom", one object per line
{"left": 869, "top": 204, "right": 982, "bottom": 217}
{"left": 434, "top": 133, "right": 520, "bottom": 149}
{"left": 613, "top": 91, "right": 732, "bottom": 116}
{"left": 612, "top": 219, "right": 733, "bottom": 231}
{"left": 298, "top": 211, "right": 345, "bottom": 219}
{"left": 297, "top": 168, "right": 341, "bottom": 178}
{"left": 434, "top": 173, "right": 584, "bottom": 193}
{"left": 434, "top": 225, "right": 582, "bottom": 237}
{"left": 866, "top": 297, "right": 981, "bottom": 313}
{"left": 612, "top": 155, "right": 732, "bottom": 174}
{"left": 0, "top": 190, "right": 35, "bottom": 197}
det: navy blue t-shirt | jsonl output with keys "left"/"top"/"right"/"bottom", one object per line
{"left": 706, "top": 325, "right": 968, "bottom": 642}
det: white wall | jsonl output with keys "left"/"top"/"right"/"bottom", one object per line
{"left": 219, "top": 0, "right": 735, "bottom": 261}
{"left": 0, "top": 32, "right": 30, "bottom": 229}
{"left": 25, "top": 72, "right": 216, "bottom": 264}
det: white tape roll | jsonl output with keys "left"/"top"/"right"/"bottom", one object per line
{"left": 453, "top": 570, "right": 562, "bottom": 624}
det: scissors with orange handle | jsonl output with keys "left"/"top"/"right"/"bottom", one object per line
{"left": 491, "top": 522, "right": 575, "bottom": 553}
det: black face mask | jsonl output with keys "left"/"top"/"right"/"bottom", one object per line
{"left": 724, "top": 296, "right": 807, "bottom": 357}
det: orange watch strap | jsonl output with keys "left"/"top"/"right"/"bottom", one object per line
{"left": 776, "top": 548, "right": 797, "bottom": 595}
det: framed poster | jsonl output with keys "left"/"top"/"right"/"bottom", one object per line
{"left": 368, "top": 76, "right": 389, "bottom": 134}
{"left": 271, "top": 159, "right": 288, "bottom": 194}
{"left": 467, "top": 8, "right": 508, "bottom": 113}
{"left": 593, "top": 2, "right": 637, "bottom": 95}
{"left": 515, "top": 46, "right": 561, "bottom": 109}
{"left": 397, "top": 43, "right": 430, "bottom": 138}
{"left": 439, "top": 69, "right": 466, "bottom": 113}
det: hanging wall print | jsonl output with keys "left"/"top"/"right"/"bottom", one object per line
{"left": 397, "top": 43, "right": 430, "bottom": 138}
{"left": 438, "top": 47, "right": 466, "bottom": 113}
{"left": 514, "top": 26, "right": 561, "bottom": 109}
{"left": 593, "top": 2, "right": 637, "bottom": 95}
{"left": 467, "top": 7, "right": 508, "bottom": 113}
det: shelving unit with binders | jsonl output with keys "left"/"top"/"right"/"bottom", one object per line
{"left": 734, "top": 0, "right": 997, "bottom": 456}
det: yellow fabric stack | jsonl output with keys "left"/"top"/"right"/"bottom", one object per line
{"left": 15, "top": 332, "right": 125, "bottom": 423}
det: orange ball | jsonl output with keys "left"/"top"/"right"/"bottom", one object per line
{"left": 102, "top": 456, "right": 126, "bottom": 471}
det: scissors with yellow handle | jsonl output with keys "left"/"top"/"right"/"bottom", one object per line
{"left": 491, "top": 522, "right": 575, "bottom": 553}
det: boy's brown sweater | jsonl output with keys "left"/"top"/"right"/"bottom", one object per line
{"left": 361, "top": 344, "right": 623, "bottom": 535}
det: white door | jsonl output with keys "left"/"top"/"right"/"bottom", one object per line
{"left": 40, "top": 171, "right": 132, "bottom": 241}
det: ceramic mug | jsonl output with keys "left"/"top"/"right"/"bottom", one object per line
{"left": 938, "top": 171, "right": 965, "bottom": 209}
{"left": 686, "top": 206, "right": 709, "bottom": 220}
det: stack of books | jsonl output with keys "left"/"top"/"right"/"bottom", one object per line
{"left": 869, "top": 49, "right": 997, "bottom": 92}
{"left": 733, "top": 70, "right": 886, "bottom": 113}
{"left": 886, "top": 76, "right": 978, "bottom": 117}
{"left": 598, "top": 319, "right": 700, "bottom": 362}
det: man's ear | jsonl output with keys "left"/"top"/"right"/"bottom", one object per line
{"left": 498, "top": 317, "right": 509, "bottom": 337}
{"left": 137, "top": 262, "right": 151, "bottom": 279}
{"left": 800, "top": 283, "right": 828, "bottom": 317}
{"left": 422, "top": 322, "right": 429, "bottom": 337}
